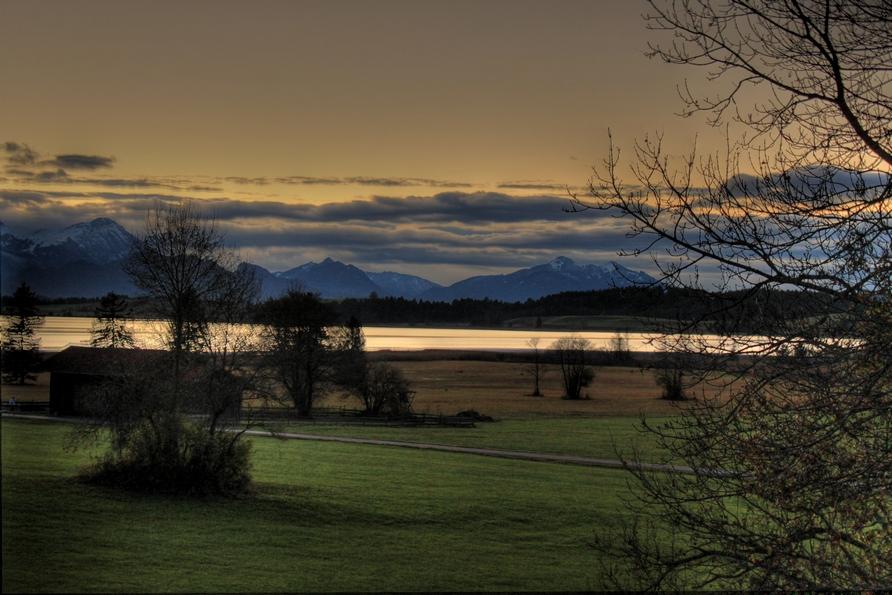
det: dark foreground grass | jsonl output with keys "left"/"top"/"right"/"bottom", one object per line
{"left": 271, "top": 416, "right": 672, "bottom": 462}
{"left": 3, "top": 418, "right": 638, "bottom": 592}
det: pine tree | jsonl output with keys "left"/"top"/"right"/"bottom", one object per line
{"left": 1, "top": 283, "right": 43, "bottom": 385}
{"left": 90, "top": 292, "right": 135, "bottom": 348}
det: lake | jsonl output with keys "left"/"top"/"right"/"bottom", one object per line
{"left": 23, "top": 316, "right": 680, "bottom": 353}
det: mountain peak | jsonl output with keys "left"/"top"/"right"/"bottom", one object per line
{"left": 548, "top": 256, "right": 576, "bottom": 270}
{"left": 421, "top": 256, "right": 655, "bottom": 302}
{"left": 19, "top": 218, "right": 135, "bottom": 265}
{"left": 88, "top": 217, "right": 120, "bottom": 227}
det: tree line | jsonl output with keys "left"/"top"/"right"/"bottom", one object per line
{"left": 3, "top": 284, "right": 850, "bottom": 334}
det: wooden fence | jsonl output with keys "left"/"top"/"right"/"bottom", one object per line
{"left": 1, "top": 401, "right": 51, "bottom": 413}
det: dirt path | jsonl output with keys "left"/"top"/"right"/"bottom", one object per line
{"left": 2, "top": 412, "right": 695, "bottom": 474}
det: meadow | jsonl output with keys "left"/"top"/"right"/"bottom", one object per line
{"left": 2, "top": 358, "right": 697, "bottom": 591}
{"left": 3, "top": 417, "right": 640, "bottom": 592}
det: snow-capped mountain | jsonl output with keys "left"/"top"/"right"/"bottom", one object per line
{"left": 1, "top": 218, "right": 137, "bottom": 296}
{"left": 419, "top": 256, "right": 655, "bottom": 302}
{"left": 27, "top": 218, "right": 134, "bottom": 264}
{"left": 3, "top": 218, "right": 134, "bottom": 265}
{"left": 2, "top": 217, "right": 656, "bottom": 301}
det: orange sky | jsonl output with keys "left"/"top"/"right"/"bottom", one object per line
{"left": 0, "top": 0, "right": 736, "bottom": 190}
{"left": 0, "top": 0, "right": 748, "bottom": 282}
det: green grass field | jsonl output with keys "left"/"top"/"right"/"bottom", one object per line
{"left": 3, "top": 418, "right": 641, "bottom": 592}
{"left": 269, "top": 416, "right": 671, "bottom": 462}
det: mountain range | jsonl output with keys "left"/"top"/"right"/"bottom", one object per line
{"left": 1, "top": 218, "right": 138, "bottom": 297}
{"left": 1, "top": 218, "right": 655, "bottom": 301}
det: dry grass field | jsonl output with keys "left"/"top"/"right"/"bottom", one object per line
{"left": 322, "top": 360, "right": 724, "bottom": 418}
{"left": 3, "top": 362, "right": 728, "bottom": 418}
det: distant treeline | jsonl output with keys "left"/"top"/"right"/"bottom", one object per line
{"left": 3, "top": 286, "right": 847, "bottom": 331}
{"left": 329, "top": 287, "right": 846, "bottom": 330}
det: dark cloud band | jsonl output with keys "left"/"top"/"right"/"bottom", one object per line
{"left": 45, "top": 153, "right": 115, "bottom": 170}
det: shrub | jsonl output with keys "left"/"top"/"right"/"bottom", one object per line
{"left": 84, "top": 417, "right": 252, "bottom": 496}
{"left": 655, "top": 367, "right": 686, "bottom": 401}
{"left": 551, "top": 335, "right": 595, "bottom": 400}
{"left": 360, "top": 363, "right": 415, "bottom": 416}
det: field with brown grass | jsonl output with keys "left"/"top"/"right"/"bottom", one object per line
{"left": 4, "top": 360, "right": 724, "bottom": 419}
{"left": 359, "top": 360, "right": 705, "bottom": 418}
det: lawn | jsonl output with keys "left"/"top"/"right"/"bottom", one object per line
{"left": 2, "top": 418, "right": 640, "bottom": 592}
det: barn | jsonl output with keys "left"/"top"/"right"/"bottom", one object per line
{"left": 43, "top": 347, "right": 167, "bottom": 415}
{"left": 43, "top": 346, "right": 242, "bottom": 418}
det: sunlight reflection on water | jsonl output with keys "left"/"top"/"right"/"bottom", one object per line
{"left": 23, "top": 316, "right": 676, "bottom": 352}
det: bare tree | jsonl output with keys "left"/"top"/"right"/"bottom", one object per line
{"left": 527, "top": 337, "right": 543, "bottom": 396}
{"left": 551, "top": 336, "right": 594, "bottom": 400}
{"left": 125, "top": 202, "right": 243, "bottom": 383}
{"left": 76, "top": 202, "right": 258, "bottom": 495}
{"left": 653, "top": 354, "right": 688, "bottom": 401}
{"left": 90, "top": 292, "right": 135, "bottom": 349}
{"left": 258, "top": 290, "right": 335, "bottom": 417}
{"left": 188, "top": 260, "right": 260, "bottom": 436}
{"left": 578, "top": 1, "right": 892, "bottom": 589}
{"left": 330, "top": 315, "right": 368, "bottom": 398}
{"left": 608, "top": 331, "right": 632, "bottom": 364}
{"left": 358, "top": 362, "right": 415, "bottom": 417}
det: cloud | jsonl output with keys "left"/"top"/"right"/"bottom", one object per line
{"left": 0, "top": 187, "right": 633, "bottom": 276}
{"left": 33, "top": 169, "right": 70, "bottom": 183}
{"left": 0, "top": 190, "right": 50, "bottom": 206}
{"left": 3, "top": 142, "right": 39, "bottom": 166}
{"left": 44, "top": 153, "right": 115, "bottom": 170}
{"left": 224, "top": 176, "right": 271, "bottom": 185}
{"left": 0, "top": 187, "right": 609, "bottom": 230}
{"left": 228, "top": 174, "right": 473, "bottom": 188}
{"left": 188, "top": 191, "right": 594, "bottom": 225}
{"left": 3, "top": 167, "right": 168, "bottom": 188}
{"left": 4, "top": 141, "right": 476, "bottom": 193}
{"left": 344, "top": 176, "right": 472, "bottom": 188}
{"left": 727, "top": 167, "right": 890, "bottom": 199}
{"left": 497, "top": 180, "right": 574, "bottom": 191}
{"left": 313, "top": 192, "right": 583, "bottom": 223}
{"left": 0, "top": 141, "right": 651, "bottom": 281}
{"left": 3, "top": 142, "right": 114, "bottom": 172}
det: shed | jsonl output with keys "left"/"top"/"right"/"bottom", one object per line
{"left": 43, "top": 347, "right": 167, "bottom": 415}
{"left": 43, "top": 347, "right": 241, "bottom": 418}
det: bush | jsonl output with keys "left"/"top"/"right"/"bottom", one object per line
{"left": 84, "top": 417, "right": 252, "bottom": 496}
{"left": 655, "top": 367, "right": 686, "bottom": 401}
{"left": 360, "top": 363, "right": 415, "bottom": 416}
{"left": 551, "top": 335, "right": 595, "bottom": 400}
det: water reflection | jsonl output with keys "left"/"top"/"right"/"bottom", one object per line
{"left": 20, "top": 316, "right": 674, "bottom": 353}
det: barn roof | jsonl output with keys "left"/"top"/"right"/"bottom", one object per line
{"left": 43, "top": 346, "right": 169, "bottom": 376}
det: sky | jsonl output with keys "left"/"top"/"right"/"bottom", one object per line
{"left": 0, "top": 0, "right": 736, "bottom": 283}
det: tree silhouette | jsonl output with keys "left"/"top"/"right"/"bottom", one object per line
{"left": 580, "top": 1, "right": 892, "bottom": 589}
{"left": 90, "top": 292, "right": 135, "bottom": 348}
{"left": 1, "top": 283, "right": 43, "bottom": 385}
{"left": 551, "top": 336, "right": 594, "bottom": 400}
{"left": 259, "top": 290, "right": 336, "bottom": 417}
